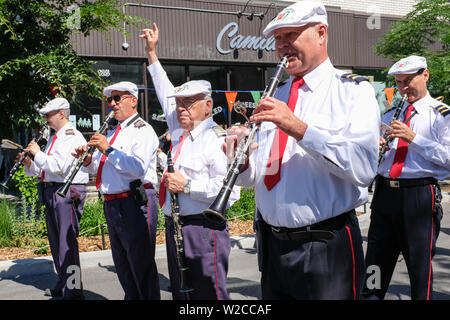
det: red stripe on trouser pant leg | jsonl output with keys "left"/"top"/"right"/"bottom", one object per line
{"left": 345, "top": 226, "right": 356, "bottom": 300}
{"left": 213, "top": 230, "right": 220, "bottom": 300}
{"left": 427, "top": 185, "right": 435, "bottom": 300}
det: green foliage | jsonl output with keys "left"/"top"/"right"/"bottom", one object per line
{"left": 0, "top": 194, "right": 46, "bottom": 249}
{"left": 79, "top": 198, "right": 107, "bottom": 236}
{"left": 374, "top": 0, "right": 450, "bottom": 102}
{"left": 0, "top": 0, "right": 148, "bottom": 139}
{"left": 0, "top": 199, "right": 15, "bottom": 246}
{"left": 226, "top": 188, "right": 255, "bottom": 221}
{"left": 11, "top": 166, "right": 41, "bottom": 207}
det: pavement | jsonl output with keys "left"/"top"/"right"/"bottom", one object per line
{"left": 0, "top": 189, "right": 449, "bottom": 301}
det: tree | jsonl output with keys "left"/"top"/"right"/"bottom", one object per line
{"left": 374, "top": 0, "right": 450, "bottom": 103}
{"left": 0, "top": 0, "right": 145, "bottom": 138}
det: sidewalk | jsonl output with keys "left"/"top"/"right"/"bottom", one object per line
{"left": 0, "top": 216, "right": 370, "bottom": 279}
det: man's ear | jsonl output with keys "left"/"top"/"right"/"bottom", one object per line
{"left": 205, "top": 99, "right": 212, "bottom": 117}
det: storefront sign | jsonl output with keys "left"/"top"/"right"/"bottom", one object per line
{"left": 216, "top": 22, "right": 276, "bottom": 55}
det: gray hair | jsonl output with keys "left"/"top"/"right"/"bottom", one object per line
{"left": 62, "top": 109, "right": 70, "bottom": 119}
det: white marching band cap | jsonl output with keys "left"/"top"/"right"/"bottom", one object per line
{"left": 388, "top": 55, "right": 428, "bottom": 75}
{"left": 103, "top": 81, "right": 139, "bottom": 98}
{"left": 39, "top": 97, "right": 70, "bottom": 115}
{"left": 167, "top": 80, "right": 212, "bottom": 98}
{"left": 263, "top": 0, "right": 328, "bottom": 38}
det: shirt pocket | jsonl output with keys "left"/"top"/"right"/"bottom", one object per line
{"left": 308, "top": 113, "right": 347, "bottom": 133}
{"left": 180, "top": 155, "right": 204, "bottom": 177}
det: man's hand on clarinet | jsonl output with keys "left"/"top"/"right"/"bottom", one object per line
{"left": 72, "top": 145, "right": 92, "bottom": 167}
{"left": 251, "top": 97, "right": 307, "bottom": 141}
{"left": 16, "top": 152, "right": 32, "bottom": 167}
{"left": 222, "top": 125, "right": 257, "bottom": 172}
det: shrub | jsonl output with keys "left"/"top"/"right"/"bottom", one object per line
{"left": 79, "top": 199, "right": 107, "bottom": 236}
{"left": 0, "top": 199, "right": 15, "bottom": 246}
{"left": 226, "top": 188, "right": 255, "bottom": 221}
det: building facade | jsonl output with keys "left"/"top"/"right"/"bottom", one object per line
{"left": 70, "top": 0, "right": 413, "bottom": 136}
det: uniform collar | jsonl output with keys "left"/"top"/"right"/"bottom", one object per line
{"left": 301, "top": 58, "right": 333, "bottom": 92}
{"left": 119, "top": 113, "right": 140, "bottom": 129}
{"left": 189, "top": 117, "right": 215, "bottom": 140}
{"left": 55, "top": 121, "right": 73, "bottom": 137}
{"left": 406, "top": 92, "right": 432, "bottom": 115}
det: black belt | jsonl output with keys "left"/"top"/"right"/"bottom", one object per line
{"left": 165, "top": 214, "right": 205, "bottom": 226}
{"left": 267, "top": 210, "right": 355, "bottom": 242}
{"left": 376, "top": 175, "right": 437, "bottom": 188}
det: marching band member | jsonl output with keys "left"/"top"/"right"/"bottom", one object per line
{"left": 73, "top": 81, "right": 160, "bottom": 300}
{"left": 140, "top": 24, "right": 240, "bottom": 300}
{"left": 224, "top": 1, "right": 380, "bottom": 299}
{"left": 363, "top": 56, "right": 450, "bottom": 300}
{"left": 22, "top": 97, "right": 88, "bottom": 300}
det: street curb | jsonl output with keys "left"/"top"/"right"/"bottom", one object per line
{"left": 0, "top": 212, "right": 371, "bottom": 279}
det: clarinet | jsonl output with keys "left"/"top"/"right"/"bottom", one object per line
{"left": 202, "top": 55, "right": 289, "bottom": 223}
{"left": 1, "top": 123, "right": 49, "bottom": 189}
{"left": 56, "top": 111, "right": 115, "bottom": 197}
{"left": 378, "top": 93, "right": 408, "bottom": 165}
{"left": 167, "top": 150, "right": 193, "bottom": 294}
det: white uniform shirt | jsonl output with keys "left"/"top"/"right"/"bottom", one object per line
{"left": 83, "top": 114, "right": 159, "bottom": 194}
{"left": 26, "top": 122, "right": 89, "bottom": 184}
{"left": 148, "top": 61, "right": 240, "bottom": 217}
{"left": 378, "top": 92, "right": 450, "bottom": 180}
{"left": 236, "top": 58, "right": 380, "bottom": 228}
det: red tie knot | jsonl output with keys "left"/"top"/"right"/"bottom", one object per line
{"left": 292, "top": 77, "right": 305, "bottom": 90}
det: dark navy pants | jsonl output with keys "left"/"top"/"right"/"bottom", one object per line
{"left": 165, "top": 215, "right": 231, "bottom": 300}
{"left": 43, "top": 184, "right": 86, "bottom": 299}
{"left": 362, "top": 179, "right": 443, "bottom": 300}
{"left": 256, "top": 209, "right": 365, "bottom": 300}
{"left": 103, "top": 188, "right": 160, "bottom": 300}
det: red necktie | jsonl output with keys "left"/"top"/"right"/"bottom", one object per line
{"left": 41, "top": 135, "right": 57, "bottom": 181}
{"left": 389, "top": 105, "right": 415, "bottom": 179}
{"left": 96, "top": 124, "right": 121, "bottom": 189}
{"left": 159, "top": 131, "right": 189, "bottom": 207}
{"left": 264, "top": 77, "right": 304, "bottom": 191}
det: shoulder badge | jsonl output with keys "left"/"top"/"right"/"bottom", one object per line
{"left": 133, "top": 119, "right": 146, "bottom": 129}
{"left": 212, "top": 125, "right": 226, "bottom": 138}
{"left": 435, "top": 104, "right": 450, "bottom": 117}
{"left": 341, "top": 73, "right": 370, "bottom": 84}
{"left": 65, "top": 129, "right": 75, "bottom": 135}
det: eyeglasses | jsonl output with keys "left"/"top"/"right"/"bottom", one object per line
{"left": 106, "top": 95, "right": 133, "bottom": 104}
{"left": 175, "top": 98, "right": 205, "bottom": 109}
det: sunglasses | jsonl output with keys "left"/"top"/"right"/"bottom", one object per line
{"left": 107, "top": 95, "right": 134, "bottom": 104}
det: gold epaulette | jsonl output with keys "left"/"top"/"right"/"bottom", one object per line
{"left": 435, "top": 104, "right": 450, "bottom": 117}
{"left": 133, "top": 119, "right": 146, "bottom": 128}
{"left": 341, "top": 73, "right": 370, "bottom": 84}
{"left": 212, "top": 125, "right": 226, "bottom": 137}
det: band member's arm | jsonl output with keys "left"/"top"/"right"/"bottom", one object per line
{"left": 141, "top": 24, "right": 180, "bottom": 135}
{"left": 252, "top": 82, "right": 380, "bottom": 187}
{"left": 297, "top": 83, "right": 380, "bottom": 187}
{"left": 189, "top": 137, "right": 240, "bottom": 206}
{"left": 407, "top": 116, "right": 450, "bottom": 168}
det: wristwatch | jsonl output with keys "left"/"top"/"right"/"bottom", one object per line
{"left": 104, "top": 146, "right": 115, "bottom": 157}
{"left": 183, "top": 179, "right": 191, "bottom": 194}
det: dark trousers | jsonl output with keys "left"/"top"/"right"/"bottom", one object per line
{"left": 43, "top": 184, "right": 86, "bottom": 298}
{"left": 362, "top": 178, "right": 443, "bottom": 300}
{"left": 103, "top": 189, "right": 160, "bottom": 300}
{"left": 256, "top": 209, "right": 365, "bottom": 300}
{"left": 165, "top": 215, "right": 231, "bottom": 300}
